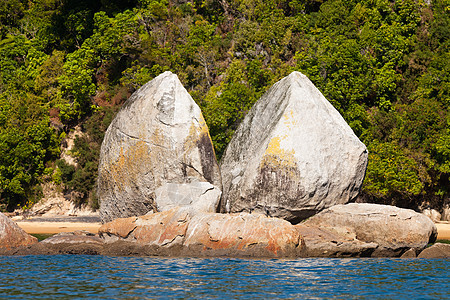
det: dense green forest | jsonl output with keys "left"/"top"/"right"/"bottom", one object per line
{"left": 0, "top": 0, "right": 448, "bottom": 213}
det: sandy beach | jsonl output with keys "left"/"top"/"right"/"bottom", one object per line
{"left": 436, "top": 222, "right": 450, "bottom": 240}
{"left": 17, "top": 221, "right": 101, "bottom": 234}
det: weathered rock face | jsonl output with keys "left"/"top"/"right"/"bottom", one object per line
{"left": 40, "top": 230, "right": 104, "bottom": 255}
{"left": 184, "top": 212, "right": 304, "bottom": 257}
{"left": 400, "top": 248, "right": 418, "bottom": 258}
{"left": 295, "top": 224, "right": 377, "bottom": 257}
{"left": 99, "top": 207, "right": 305, "bottom": 258}
{"left": 98, "top": 72, "right": 221, "bottom": 223}
{"left": 441, "top": 204, "right": 450, "bottom": 221}
{"left": 219, "top": 71, "right": 368, "bottom": 223}
{"left": 41, "top": 230, "right": 103, "bottom": 245}
{"left": 417, "top": 243, "right": 450, "bottom": 259}
{"left": 100, "top": 207, "right": 192, "bottom": 249}
{"left": 0, "top": 212, "right": 38, "bottom": 249}
{"left": 302, "top": 203, "right": 438, "bottom": 257}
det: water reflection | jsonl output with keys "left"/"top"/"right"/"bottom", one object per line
{"left": 0, "top": 256, "right": 448, "bottom": 299}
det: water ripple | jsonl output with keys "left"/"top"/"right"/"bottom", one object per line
{"left": 0, "top": 256, "right": 448, "bottom": 299}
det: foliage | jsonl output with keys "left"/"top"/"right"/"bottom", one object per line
{"left": 58, "top": 107, "right": 118, "bottom": 208}
{"left": 0, "top": 0, "right": 448, "bottom": 211}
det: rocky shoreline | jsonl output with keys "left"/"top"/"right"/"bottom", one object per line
{"left": 2, "top": 72, "right": 449, "bottom": 260}
{"left": 2, "top": 205, "right": 449, "bottom": 259}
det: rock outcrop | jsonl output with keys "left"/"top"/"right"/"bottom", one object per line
{"left": 441, "top": 205, "right": 450, "bottom": 222}
{"left": 400, "top": 248, "right": 418, "bottom": 258}
{"left": 417, "top": 243, "right": 450, "bottom": 258}
{"left": 41, "top": 230, "right": 103, "bottom": 245}
{"left": 0, "top": 212, "right": 38, "bottom": 249}
{"left": 100, "top": 207, "right": 191, "bottom": 249}
{"left": 183, "top": 213, "right": 304, "bottom": 257}
{"left": 0, "top": 230, "right": 105, "bottom": 256}
{"left": 99, "top": 207, "right": 305, "bottom": 258}
{"left": 98, "top": 72, "right": 221, "bottom": 223}
{"left": 40, "top": 230, "right": 104, "bottom": 255}
{"left": 219, "top": 71, "right": 368, "bottom": 223}
{"left": 295, "top": 224, "right": 377, "bottom": 257}
{"left": 302, "top": 203, "right": 438, "bottom": 257}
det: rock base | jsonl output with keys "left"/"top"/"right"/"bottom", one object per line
{"left": 417, "top": 243, "right": 450, "bottom": 259}
{"left": 301, "top": 203, "right": 437, "bottom": 257}
{"left": 99, "top": 207, "right": 305, "bottom": 258}
{"left": 1, "top": 205, "right": 446, "bottom": 258}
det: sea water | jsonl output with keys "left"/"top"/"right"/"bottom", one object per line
{"left": 0, "top": 256, "right": 448, "bottom": 299}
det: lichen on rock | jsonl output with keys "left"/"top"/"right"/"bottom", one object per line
{"left": 98, "top": 72, "right": 222, "bottom": 223}
{"left": 220, "top": 71, "right": 368, "bottom": 223}
{"left": 98, "top": 207, "right": 305, "bottom": 258}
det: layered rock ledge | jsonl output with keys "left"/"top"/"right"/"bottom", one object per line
{"left": 1, "top": 206, "right": 447, "bottom": 258}
{"left": 300, "top": 203, "right": 438, "bottom": 257}
{"left": 99, "top": 207, "right": 305, "bottom": 258}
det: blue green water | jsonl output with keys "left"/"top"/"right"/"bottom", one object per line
{"left": 0, "top": 256, "right": 448, "bottom": 299}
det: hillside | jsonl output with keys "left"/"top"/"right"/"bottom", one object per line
{"left": 0, "top": 0, "right": 448, "bottom": 215}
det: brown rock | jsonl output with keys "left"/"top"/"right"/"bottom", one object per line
{"left": 295, "top": 224, "right": 377, "bottom": 257}
{"left": 39, "top": 230, "right": 104, "bottom": 255}
{"left": 99, "top": 207, "right": 192, "bottom": 249}
{"left": 99, "top": 216, "right": 138, "bottom": 239}
{"left": 400, "top": 248, "right": 418, "bottom": 258}
{"left": 41, "top": 230, "right": 104, "bottom": 245}
{"left": 303, "top": 203, "right": 438, "bottom": 257}
{"left": 417, "top": 243, "right": 450, "bottom": 258}
{"left": 99, "top": 207, "right": 304, "bottom": 258}
{"left": 183, "top": 212, "right": 304, "bottom": 257}
{"left": 0, "top": 242, "right": 57, "bottom": 256}
{"left": 0, "top": 212, "right": 38, "bottom": 249}
{"left": 101, "top": 240, "right": 153, "bottom": 257}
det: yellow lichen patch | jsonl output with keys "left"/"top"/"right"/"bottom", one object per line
{"left": 282, "top": 109, "right": 298, "bottom": 130}
{"left": 184, "top": 122, "right": 201, "bottom": 153}
{"left": 197, "top": 113, "right": 210, "bottom": 136}
{"left": 182, "top": 113, "right": 212, "bottom": 158}
{"left": 261, "top": 136, "right": 297, "bottom": 171}
{"left": 107, "top": 140, "right": 153, "bottom": 192}
{"left": 151, "top": 127, "right": 166, "bottom": 147}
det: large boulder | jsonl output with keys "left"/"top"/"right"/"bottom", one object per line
{"left": 302, "top": 203, "right": 438, "bottom": 257}
{"left": 98, "top": 207, "right": 305, "bottom": 258}
{"left": 98, "top": 72, "right": 221, "bottom": 223}
{"left": 219, "top": 71, "right": 368, "bottom": 223}
{"left": 183, "top": 212, "right": 304, "bottom": 257}
{"left": 0, "top": 212, "right": 38, "bottom": 249}
{"left": 421, "top": 208, "right": 441, "bottom": 222}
